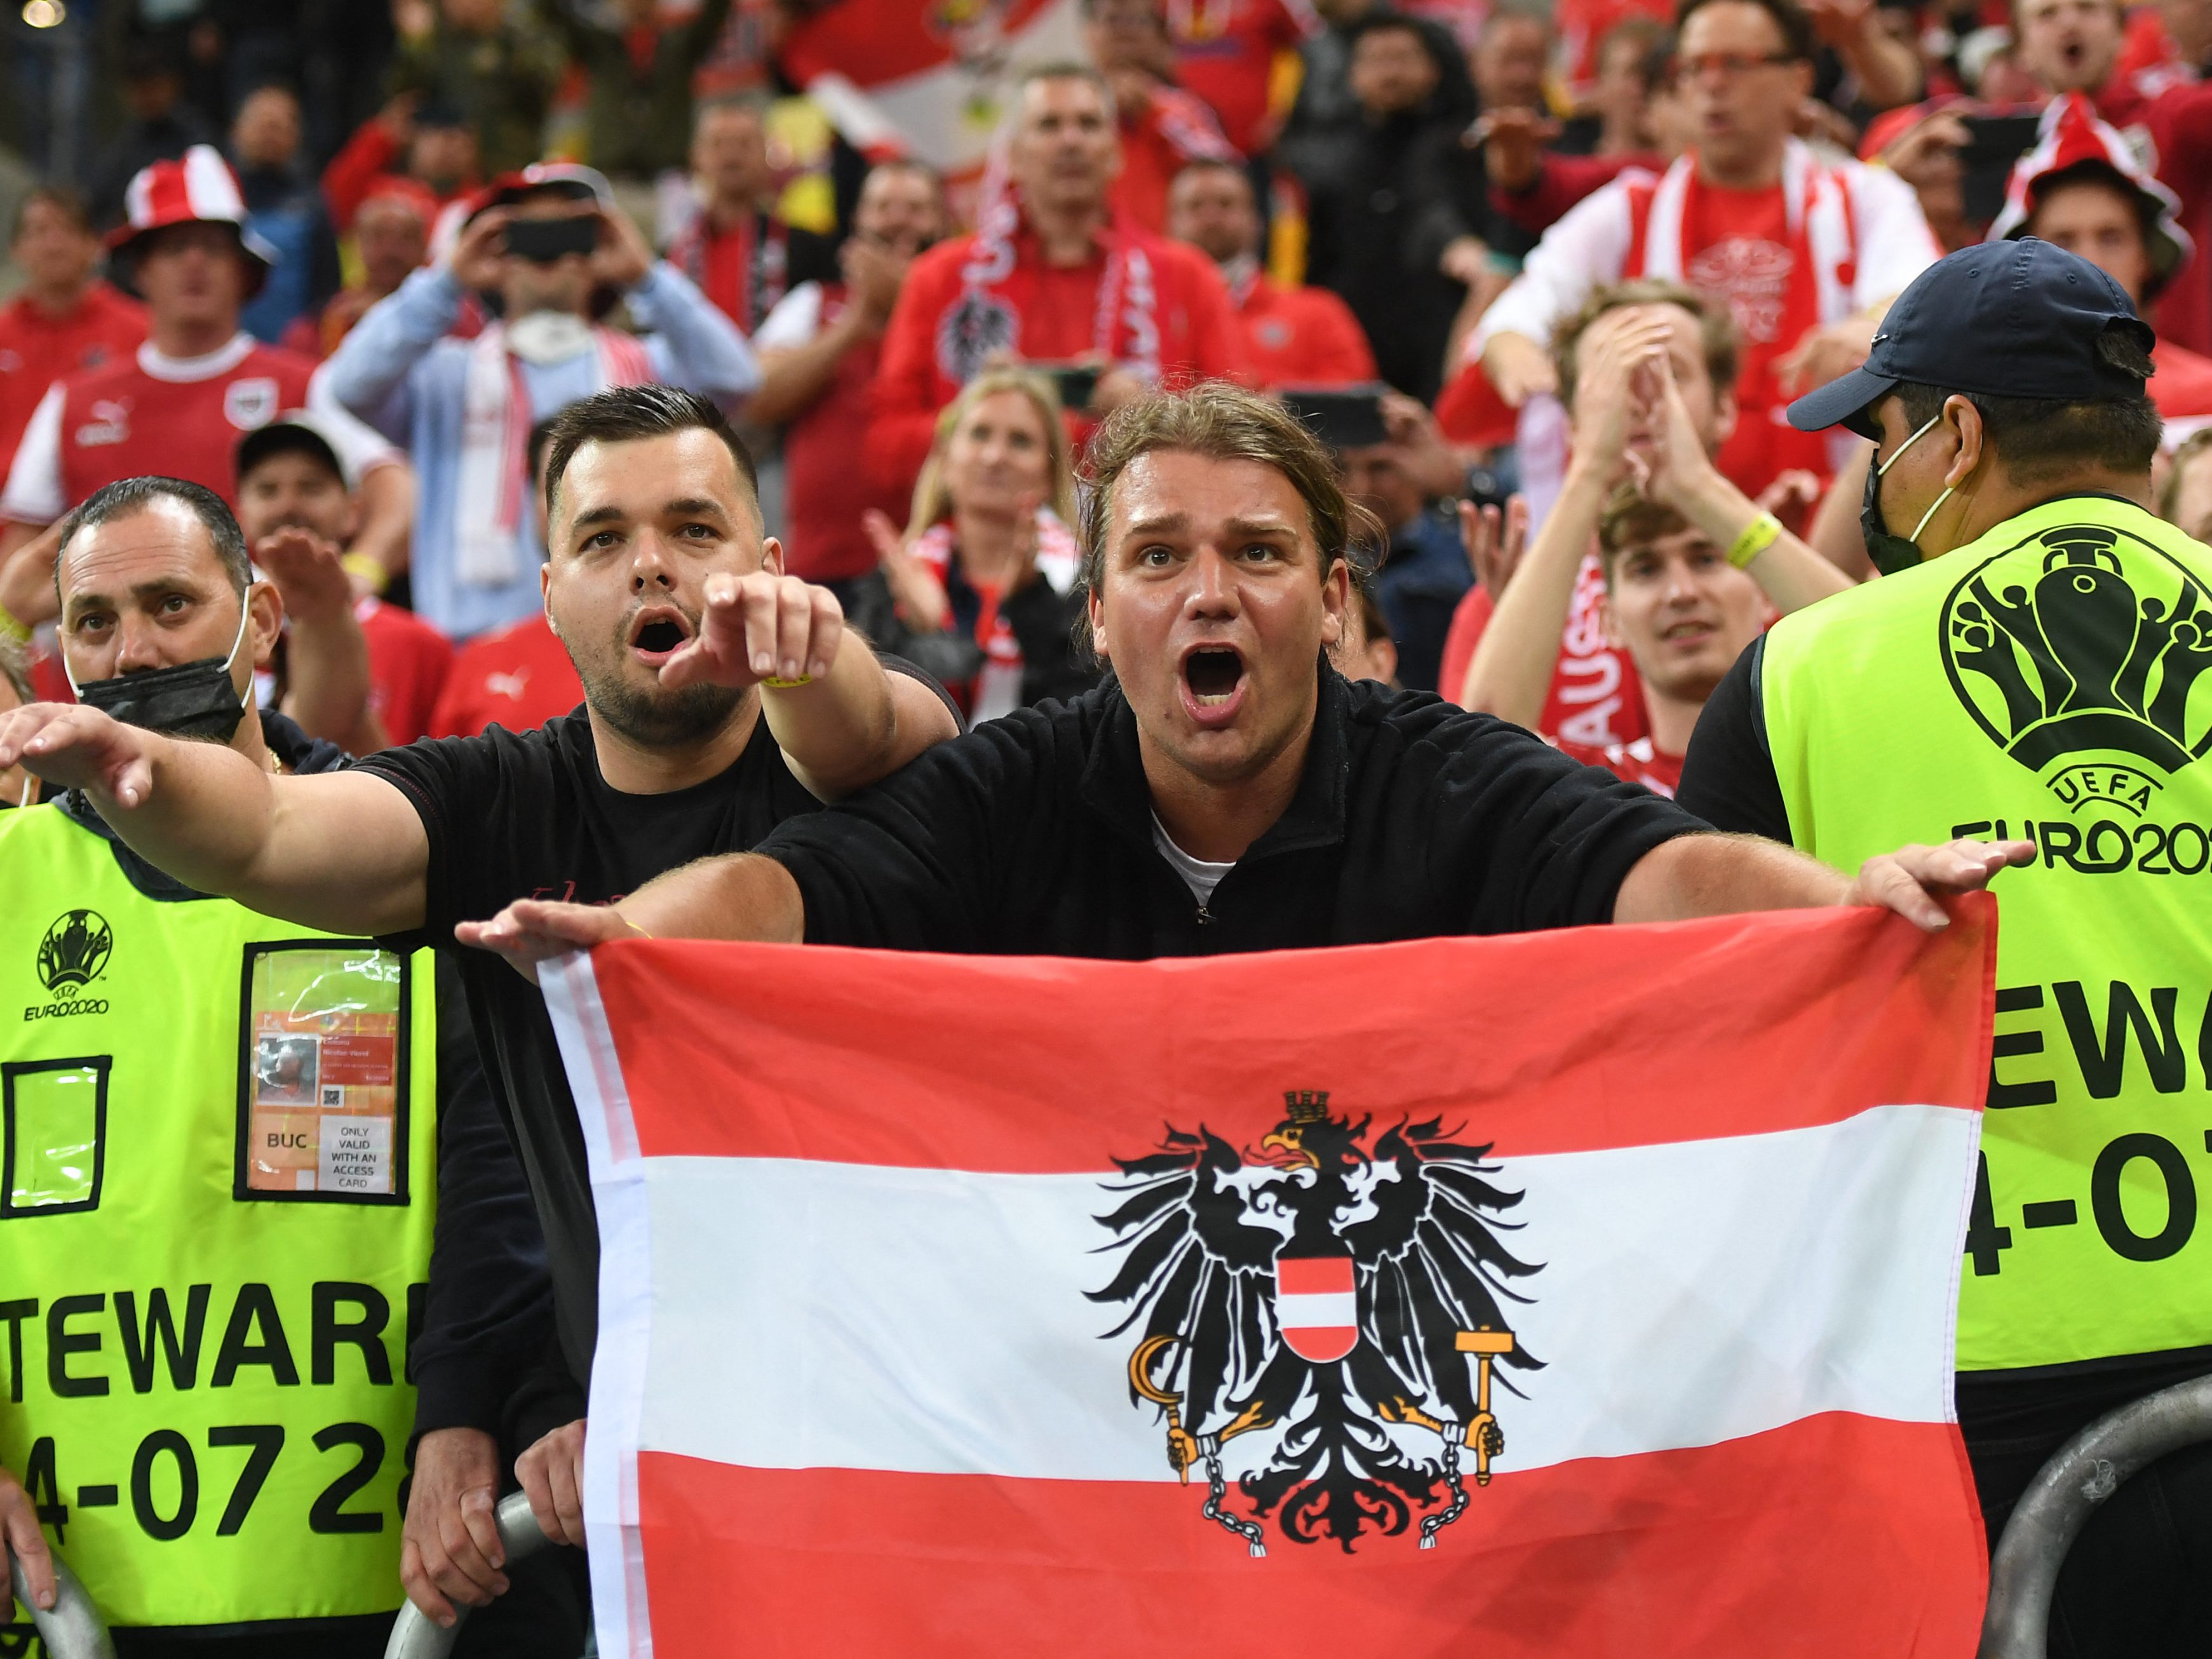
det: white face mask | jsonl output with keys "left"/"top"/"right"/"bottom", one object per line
{"left": 505, "top": 311, "right": 595, "bottom": 365}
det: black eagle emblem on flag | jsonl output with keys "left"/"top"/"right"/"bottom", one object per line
{"left": 1090, "top": 1090, "right": 1542, "bottom": 1556}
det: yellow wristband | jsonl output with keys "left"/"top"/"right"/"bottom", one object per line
{"left": 1727, "top": 512, "right": 1783, "bottom": 570}
{"left": 0, "top": 603, "right": 29, "bottom": 643}
{"left": 618, "top": 913, "right": 654, "bottom": 941}
{"left": 341, "top": 553, "right": 389, "bottom": 596}
{"left": 760, "top": 674, "right": 814, "bottom": 688}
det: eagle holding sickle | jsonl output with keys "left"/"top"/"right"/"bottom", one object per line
{"left": 1089, "top": 1090, "right": 1541, "bottom": 1557}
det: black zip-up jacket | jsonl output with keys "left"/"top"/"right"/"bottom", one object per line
{"left": 760, "top": 664, "right": 1703, "bottom": 955}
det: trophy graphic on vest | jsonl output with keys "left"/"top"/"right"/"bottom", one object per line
{"left": 1942, "top": 524, "right": 2212, "bottom": 814}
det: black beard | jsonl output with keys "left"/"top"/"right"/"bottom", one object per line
{"left": 579, "top": 664, "right": 746, "bottom": 748}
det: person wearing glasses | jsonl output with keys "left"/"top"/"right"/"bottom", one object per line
{"left": 1466, "top": 0, "right": 1940, "bottom": 497}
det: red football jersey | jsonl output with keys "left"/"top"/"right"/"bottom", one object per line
{"left": 1437, "top": 558, "right": 1652, "bottom": 750}
{"left": 358, "top": 598, "right": 455, "bottom": 749}
{"left": 1, "top": 333, "right": 320, "bottom": 523}
{"left": 1237, "top": 276, "right": 1377, "bottom": 389}
{"left": 0, "top": 283, "right": 145, "bottom": 482}
{"left": 1170, "top": 0, "right": 1316, "bottom": 155}
{"left": 1552, "top": 734, "right": 1682, "bottom": 797}
{"left": 428, "top": 613, "right": 584, "bottom": 739}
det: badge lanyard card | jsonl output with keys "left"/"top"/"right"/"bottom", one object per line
{"left": 236, "top": 943, "right": 410, "bottom": 1203}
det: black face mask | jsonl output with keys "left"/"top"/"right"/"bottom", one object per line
{"left": 70, "top": 609, "right": 251, "bottom": 742}
{"left": 1859, "top": 413, "right": 1952, "bottom": 578}
{"left": 1859, "top": 453, "right": 1924, "bottom": 577}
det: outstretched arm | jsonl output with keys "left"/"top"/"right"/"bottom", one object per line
{"left": 1614, "top": 833, "right": 2032, "bottom": 929}
{"left": 455, "top": 852, "right": 804, "bottom": 983}
{"left": 0, "top": 702, "right": 429, "bottom": 934}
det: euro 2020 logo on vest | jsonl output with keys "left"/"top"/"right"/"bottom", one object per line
{"left": 37, "top": 910, "right": 112, "bottom": 992}
{"left": 1941, "top": 524, "right": 2212, "bottom": 816}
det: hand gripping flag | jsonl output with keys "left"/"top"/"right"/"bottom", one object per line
{"left": 544, "top": 901, "right": 1998, "bottom": 1658}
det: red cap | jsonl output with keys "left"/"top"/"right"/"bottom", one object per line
{"left": 1988, "top": 93, "right": 2192, "bottom": 297}
{"left": 107, "top": 145, "right": 278, "bottom": 291}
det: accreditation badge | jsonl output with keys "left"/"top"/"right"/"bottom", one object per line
{"left": 235, "top": 943, "right": 412, "bottom": 1204}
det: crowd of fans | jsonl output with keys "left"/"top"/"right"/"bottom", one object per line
{"left": 11, "top": 0, "right": 2212, "bottom": 760}
{"left": 6, "top": 0, "right": 2212, "bottom": 1649}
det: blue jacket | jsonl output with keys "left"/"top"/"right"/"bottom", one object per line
{"left": 320, "top": 264, "right": 759, "bottom": 640}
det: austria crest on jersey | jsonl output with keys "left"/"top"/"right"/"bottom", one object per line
{"left": 546, "top": 907, "right": 1999, "bottom": 1659}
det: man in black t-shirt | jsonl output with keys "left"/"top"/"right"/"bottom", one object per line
{"left": 465, "top": 382, "right": 2026, "bottom": 971}
{"left": 0, "top": 386, "right": 961, "bottom": 1617}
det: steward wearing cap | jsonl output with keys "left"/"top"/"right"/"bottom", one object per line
{"left": 0, "top": 477, "right": 445, "bottom": 1655}
{"left": 0, "top": 147, "right": 409, "bottom": 614}
{"left": 1676, "top": 238, "right": 2212, "bottom": 1648}
{"left": 321, "top": 162, "right": 759, "bottom": 641}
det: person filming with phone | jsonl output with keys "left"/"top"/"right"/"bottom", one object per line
{"left": 321, "top": 162, "right": 758, "bottom": 642}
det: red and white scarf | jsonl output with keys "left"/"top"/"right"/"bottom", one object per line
{"left": 1623, "top": 140, "right": 1859, "bottom": 337}
{"left": 936, "top": 149, "right": 1162, "bottom": 387}
{"left": 666, "top": 206, "right": 790, "bottom": 332}
{"left": 455, "top": 320, "right": 652, "bottom": 588}
{"left": 913, "top": 512, "right": 1080, "bottom": 723}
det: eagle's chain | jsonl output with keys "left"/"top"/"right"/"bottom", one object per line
{"left": 1419, "top": 1436, "right": 1471, "bottom": 1549}
{"left": 1199, "top": 1442, "right": 1267, "bottom": 1557}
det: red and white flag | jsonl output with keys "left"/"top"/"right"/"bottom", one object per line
{"left": 545, "top": 903, "right": 1997, "bottom": 1658}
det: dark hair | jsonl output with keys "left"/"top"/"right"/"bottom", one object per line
{"left": 1074, "top": 382, "right": 1379, "bottom": 659}
{"left": 541, "top": 385, "right": 760, "bottom": 522}
{"left": 1599, "top": 16, "right": 1676, "bottom": 89}
{"left": 57, "top": 476, "right": 251, "bottom": 602}
{"left": 1596, "top": 490, "right": 1700, "bottom": 577}
{"left": 1894, "top": 325, "right": 2161, "bottom": 486}
{"left": 1673, "top": 0, "right": 1816, "bottom": 61}
{"left": 12, "top": 185, "right": 93, "bottom": 243}
{"left": 1347, "top": 10, "right": 1440, "bottom": 51}
{"left": 527, "top": 415, "right": 562, "bottom": 489}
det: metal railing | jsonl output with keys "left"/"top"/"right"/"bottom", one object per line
{"left": 1980, "top": 1373, "right": 2212, "bottom": 1658}
{"left": 7, "top": 1545, "right": 115, "bottom": 1659}
{"left": 383, "top": 1491, "right": 556, "bottom": 1659}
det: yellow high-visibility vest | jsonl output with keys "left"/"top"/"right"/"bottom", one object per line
{"left": 1760, "top": 495, "right": 2212, "bottom": 1371}
{"left": 1, "top": 802, "right": 435, "bottom": 1628}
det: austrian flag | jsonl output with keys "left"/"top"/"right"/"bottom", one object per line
{"left": 544, "top": 903, "right": 1999, "bottom": 1658}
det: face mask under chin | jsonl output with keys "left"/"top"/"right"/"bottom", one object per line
{"left": 67, "top": 601, "right": 254, "bottom": 743}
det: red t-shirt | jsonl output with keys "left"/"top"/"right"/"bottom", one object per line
{"left": 357, "top": 598, "right": 455, "bottom": 748}
{"left": 870, "top": 218, "right": 1248, "bottom": 494}
{"left": 2145, "top": 83, "right": 2212, "bottom": 358}
{"left": 0, "top": 284, "right": 145, "bottom": 483}
{"left": 1673, "top": 181, "right": 1832, "bottom": 490}
{"left": 1237, "top": 276, "right": 1377, "bottom": 388}
{"left": 1553, "top": 734, "right": 1682, "bottom": 796}
{"left": 1110, "top": 90, "right": 1241, "bottom": 236}
{"left": 2, "top": 336, "right": 321, "bottom": 521}
{"left": 1169, "top": 0, "right": 1316, "bottom": 156}
{"left": 2152, "top": 339, "right": 2212, "bottom": 432}
{"left": 1436, "top": 554, "right": 1652, "bottom": 750}
{"left": 428, "top": 613, "right": 584, "bottom": 738}
{"left": 776, "top": 285, "right": 911, "bottom": 586}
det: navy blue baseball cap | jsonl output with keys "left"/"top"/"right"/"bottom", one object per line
{"left": 1785, "top": 238, "right": 2155, "bottom": 440}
